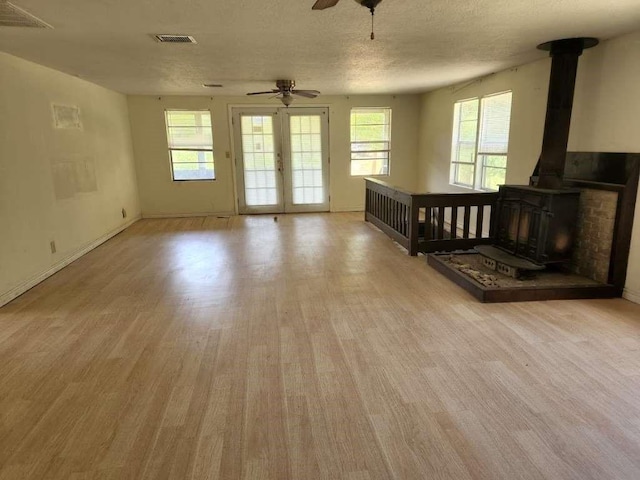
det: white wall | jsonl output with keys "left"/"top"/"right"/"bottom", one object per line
{"left": 416, "top": 30, "right": 640, "bottom": 303}
{"left": 0, "top": 52, "right": 140, "bottom": 306}
{"left": 127, "top": 94, "right": 421, "bottom": 216}
{"left": 571, "top": 32, "right": 640, "bottom": 303}
{"left": 417, "top": 59, "right": 550, "bottom": 193}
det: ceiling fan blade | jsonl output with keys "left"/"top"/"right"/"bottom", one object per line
{"left": 312, "top": 0, "right": 340, "bottom": 10}
{"left": 292, "top": 90, "right": 320, "bottom": 98}
{"left": 246, "top": 90, "right": 279, "bottom": 96}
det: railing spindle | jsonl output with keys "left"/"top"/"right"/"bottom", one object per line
{"left": 394, "top": 200, "right": 399, "bottom": 231}
{"left": 364, "top": 178, "right": 498, "bottom": 256}
{"left": 385, "top": 197, "right": 389, "bottom": 225}
{"left": 409, "top": 199, "right": 419, "bottom": 255}
{"left": 463, "top": 206, "right": 471, "bottom": 238}
{"left": 402, "top": 204, "right": 407, "bottom": 236}
{"left": 450, "top": 206, "right": 458, "bottom": 239}
{"left": 437, "top": 207, "right": 445, "bottom": 239}
{"left": 390, "top": 198, "right": 394, "bottom": 228}
{"left": 425, "top": 208, "right": 432, "bottom": 240}
{"left": 384, "top": 197, "right": 389, "bottom": 225}
{"left": 476, "top": 205, "right": 484, "bottom": 239}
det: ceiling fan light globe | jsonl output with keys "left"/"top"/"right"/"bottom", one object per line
{"left": 281, "top": 95, "right": 294, "bottom": 107}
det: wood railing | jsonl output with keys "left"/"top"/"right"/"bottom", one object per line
{"left": 365, "top": 178, "right": 419, "bottom": 254}
{"left": 365, "top": 178, "right": 499, "bottom": 256}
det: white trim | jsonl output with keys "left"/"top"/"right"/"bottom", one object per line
{"left": 142, "top": 211, "right": 235, "bottom": 219}
{"left": 227, "top": 104, "right": 240, "bottom": 215}
{"left": 623, "top": 287, "right": 640, "bottom": 304}
{"left": 0, "top": 216, "right": 141, "bottom": 308}
{"left": 226, "top": 103, "right": 333, "bottom": 216}
{"left": 350, "top": 107, "right": 392, "bottom": 177}
{"left": 331, "top": 205, "right": 364, "bottom": 213}
{"left": 165, "top": 110, "right": 215, "bottom": 182}
{"left": 450, "top": 92, "right": 512, "bottom": 191}
{"left": 230, "top": 106, "right": 331, "bottom": 215}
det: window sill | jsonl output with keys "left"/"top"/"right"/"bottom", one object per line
{"left": 171, "top": 179, "right": 217, "bottom": 183}
{"left": 352, "top": 174, "right": 390, "bottom": 178}
{"left": 450, "top": 182, "right": 474, "bottom": 190}
{"left": 449, "top": 182, "right": 498, "bottom": 193}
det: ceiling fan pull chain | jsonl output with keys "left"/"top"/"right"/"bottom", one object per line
{"left": 370, "top": 9, "right": 375, "bottom": 40}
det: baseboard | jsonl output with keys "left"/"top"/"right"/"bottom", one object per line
{"left": 144, "top": 210, "right": 366, "bottom": 217}
{"left": 0, "top": 215, "right": 141, "bottom": 308}
{"left": 142, "top": 211, "right": 236, "bottom": 219}
{"left": 622, "top": 287, "right": 640, "bottom": 304}
{"left": 331, "top": 206, "right": 364, "bottom": 213}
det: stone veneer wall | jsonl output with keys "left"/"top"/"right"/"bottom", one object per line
{"left": 571, "top": 189, "right": 618, "bottom": 283}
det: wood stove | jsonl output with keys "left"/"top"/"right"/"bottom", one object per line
{"left": 487, "top": 37, "right": 598, "bottom": 269}
{"left": 427, "top": 37, "right": 639, "bottom": 301}
{"left": 495, "top": 185, "right": 579, "bottom": 265}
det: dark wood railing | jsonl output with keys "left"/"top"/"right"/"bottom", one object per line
{"left": 365, "top": 178, "right": 499, "bottom": 256}
{"left": 365, "top": 178, "right": 419, "bottom": 254}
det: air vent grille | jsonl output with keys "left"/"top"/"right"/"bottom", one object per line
{"left": 154, "top": 34, "right": 197, "bottom": 44}
{"left": 0, "top": 2, "right": 52, "bottom": 28}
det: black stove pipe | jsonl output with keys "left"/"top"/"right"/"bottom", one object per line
{"left": 533, "top": 37, "right": 599, "bottom": 189}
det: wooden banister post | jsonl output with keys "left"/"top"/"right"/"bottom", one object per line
{"left": 364, "top": 181, "right": 370, "bottom": 219}
{"left": 489, "top": 194, "right": 499, "bottom": 239}
{"left": 408, "top": 195, "right": 420, "bottom": 256}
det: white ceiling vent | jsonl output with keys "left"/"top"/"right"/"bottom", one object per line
{"left": 0, "top": 2, "right": 52, "bottom": 28}
{"left": 154, "top": 34, "right": 197, "bottom": 44}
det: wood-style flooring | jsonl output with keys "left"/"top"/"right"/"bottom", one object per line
{"left": 1, "top": 213, "right": 640, "bottom": 479}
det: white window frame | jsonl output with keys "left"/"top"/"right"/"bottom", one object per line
{"left": 350, "top": 107, "right": 392, "bottom": 177}
{"left": 450, "top": 91, "right": 512, "bottom": 191}
{"left": 450, "top": 98, "right": 480, "bottom": 189}
{"left": 165, "top": 109, "right": 215, "bottom": 182}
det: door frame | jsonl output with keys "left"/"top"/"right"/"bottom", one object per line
{"left": 281, "top": 107, "right": 330, "bottom": 213}
{"left": 230, "top": 105, "right": 331, "bottom": 215}
{"left": 232, "top": 107, "right": 284, "bottom": 214}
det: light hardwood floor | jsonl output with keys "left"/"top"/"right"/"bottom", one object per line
{"left": 1, "top": 213, "right": 640, "bottom": 479}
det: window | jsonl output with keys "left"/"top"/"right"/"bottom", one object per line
{"left": 350, "top": 107, "right": 391, "bottom": 176}
{"left": 450, "top": 92, "right": 512, "bottom": 191}
{"left": 165, "top": 110, "right": 215, "bottom": 181}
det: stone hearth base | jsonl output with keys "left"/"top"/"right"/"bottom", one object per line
{"left": 427, "top": 252, "right": 619, "bottom": 303}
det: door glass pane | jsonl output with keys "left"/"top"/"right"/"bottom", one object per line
{"left": 241, "top": 115, "right": 278, "bottom": 206}
{"left": 290, "top": 115, "right": 324, "bottom": 205}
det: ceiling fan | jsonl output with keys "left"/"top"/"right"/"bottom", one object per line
{"left": 312, "top": 0, "right": 383, "bottom": 39}
{"left": 312, "top": 0, "right": 382, "bottom": 10}
{"left": 246, "top": 80, "right": 320, "bottom": 107}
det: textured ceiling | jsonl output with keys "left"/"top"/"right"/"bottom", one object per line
{"left": 1, "top": 0, "right": 640, "bottom": 96}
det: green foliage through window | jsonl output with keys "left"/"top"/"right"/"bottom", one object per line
{"left": 450, "top": 92, "right": 512, "bottom": 191}
{"left": 350, "top": 108, "right": 391, "bottom": 176}
{"left": 165, "top": 110, "right": 215, "bottom": 181}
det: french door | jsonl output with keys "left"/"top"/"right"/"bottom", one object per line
{"left": 232, "top": 107, "right": 330, "bottom": 214}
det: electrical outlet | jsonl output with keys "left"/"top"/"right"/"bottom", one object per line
{"left": 50, "top": 241, "right": 56, "bottom": 254}
{"left": 122, "top": 208, "right": 127, "bottom": 219}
